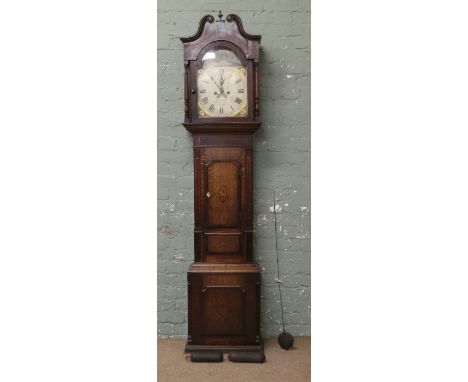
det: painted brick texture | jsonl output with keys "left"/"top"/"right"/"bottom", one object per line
{"left": 158, "top": 0, "right": 311, "bottom": 338}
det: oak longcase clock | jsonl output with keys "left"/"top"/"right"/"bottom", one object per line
{"left": 180, "top": 12, "right": 262, "bottom": 355}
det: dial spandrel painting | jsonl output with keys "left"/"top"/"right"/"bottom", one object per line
{"left": 197, "top": 49, "right": 248, "bottom": 118}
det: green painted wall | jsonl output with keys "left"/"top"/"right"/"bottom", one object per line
{"left": 158, "top": 0, "right": 310, "bottom": 337}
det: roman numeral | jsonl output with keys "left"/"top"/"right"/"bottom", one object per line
{"left": 235, "top": 97, "right": 242, "bottom": 104}
{"left": 199, "top": 89, "right": 207, "bottom": 93}
{"left": 230, "top": 106, "right": 235, "bottom": 111}
{"left": 209, "top": 104, "right": 215, "bottom": 112}
{"left": 219, "top": 107, "right": 223, "bottom": 115}
{"left": 235, "top": 78, "right": 242, "bottom": 84}
{"left": 238, "top": 89, "right": 244, "bottom": 93}
{"left": 202, "top": 97, "right": 208, "bottom": 104}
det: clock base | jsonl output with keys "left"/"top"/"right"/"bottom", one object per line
{"left": 186, "top": 262, "right": 262, "bottom": 354}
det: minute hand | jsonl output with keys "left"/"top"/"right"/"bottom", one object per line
{"left": 219, "top": 69, "right": 224, "bottom": 86}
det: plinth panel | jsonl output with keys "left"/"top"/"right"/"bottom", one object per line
{"left": 186, "top": 263, "right": 261, "bottom": 351}
{"left": 201, "top": 286, "right": 245, "bottom": 336}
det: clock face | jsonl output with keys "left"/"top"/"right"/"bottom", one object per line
{"left": 197, "top": 49, "right": 248, "bottom": 118}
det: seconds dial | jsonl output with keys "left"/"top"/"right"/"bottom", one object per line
{"left": 197, "top": 66, "right": 247, "bottom": 117}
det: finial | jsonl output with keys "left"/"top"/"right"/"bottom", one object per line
{"left": 217, "top": 10, "right": 223, "bottom": 21}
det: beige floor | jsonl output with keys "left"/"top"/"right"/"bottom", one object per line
{"left": 157, "top": 336, "right": 311, "bottom": 382}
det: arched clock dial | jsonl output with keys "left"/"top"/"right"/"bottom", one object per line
{"left": 196, "top": 49, "right": 248, "bottom": 118}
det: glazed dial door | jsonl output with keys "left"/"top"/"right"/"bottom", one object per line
{"left": 197, "top": 49, "right": 248, "bottom": 118}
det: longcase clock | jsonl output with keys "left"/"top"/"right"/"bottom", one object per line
{"left": 180, "top": 12, "right": 262, "bottom": 355}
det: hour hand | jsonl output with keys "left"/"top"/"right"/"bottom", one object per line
{"left": 210, "top": 76, "right": 222, "bottom": 90}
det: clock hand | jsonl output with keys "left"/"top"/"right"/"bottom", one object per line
{"left": 216, "top": 87, "right": 228, "bottom": 99}
{"left": 210, "top": 73, "right": 229, "bottom": 99}
{"left": 219, "top": 68, "right": 224, "bottom": 86}
{"left": 210, "top": 76, "right": 222, "bottom": 91}
{"left": 217, "top": 88, "right": 228, "bottom": 99}
{"left": 210, "top": 75, "right": 228, "bottom": 99}
{"left": 218, "top": 70, "right": 229, "bottom": 98}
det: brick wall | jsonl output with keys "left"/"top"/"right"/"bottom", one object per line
{"left": 158, "top": 0, "right": 311, "bottom": 337}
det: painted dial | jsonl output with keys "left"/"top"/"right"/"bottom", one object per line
{"left": 196, "top": 49, "right": 248, "bottom": 118}
{"left": 197, "top": 66, "right": 247, "bottom": 117}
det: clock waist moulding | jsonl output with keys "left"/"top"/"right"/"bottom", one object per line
{"left": 180, "top": 13, "right": 263, "bottom": 354}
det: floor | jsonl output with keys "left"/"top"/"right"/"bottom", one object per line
{"left": 157, "top": 336, "right": 311, "bottom": 382}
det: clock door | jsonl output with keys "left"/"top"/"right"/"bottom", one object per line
{"left": 196, "top": 48, "right": 248, "bottom": 119}
{"left": 188, "top": 40, "right": 256, "bottom": 124}
{"left": 204, "top": 159, "right": 241, "bottom": 228}
{"left": 200, "top": 147, "right": 245, "bottom": 263}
